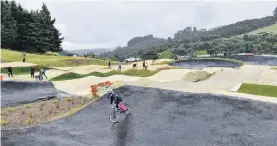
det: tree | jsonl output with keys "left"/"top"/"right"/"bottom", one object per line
{"left": 1, "top": 1, "right": 17, "bottom": 48}
{"left": 273, "top": 7, "right": 277, "bottom": 17}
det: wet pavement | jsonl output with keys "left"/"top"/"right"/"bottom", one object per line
{"left": 2, "top": 86, "right": 277, "bottom": 146}
{"left": 170, "top": 59, "right": 241, "bottom": 69}
{"left": 1, "top": 81, "right": 74, "bottom": 108}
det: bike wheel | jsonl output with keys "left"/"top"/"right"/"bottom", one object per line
{"left": 109, "top": 111, "right": 119, "bottom": 123}
{"left": 124, "top": 104, "right": 131, "bottom": 115}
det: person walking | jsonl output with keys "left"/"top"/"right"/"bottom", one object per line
{"left": 118, "top": 62, "right": 121, "bottom": 71}
{"left": 22, "top": 53, "right": 26, "bottom": 63}
{"left": 7, "top": 66, "right": 13, "bottom": 77}
{"left": 108, "top": 61, "right": 111, "bottom": 69}
{"left": 30, "top": 66, "right": 35, "bottom": 78}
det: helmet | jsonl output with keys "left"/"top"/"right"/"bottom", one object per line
{"left": 107, "top": 90, "right": 113, "bottom": 97}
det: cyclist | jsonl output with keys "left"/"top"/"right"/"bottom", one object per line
{"left": 107, "top": 90, "right": 126, "bottom": 111}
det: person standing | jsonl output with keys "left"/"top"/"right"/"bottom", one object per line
{"left": 108, "top": 61, "right": 111, "bottom": 69}
{"left": 30, "top": 66, "right": 35, "bottom": 78}
{"left": 7, "top": 66, "right": 13, "bottom": 77}
{"left": 39, "top": 68, "right": 47, "bottom": 79}
{"left": 118, "top": 62, "right": 122, "bottom": 72}
{"left": 22, "top": 53, "right": 26, "bottom": 63}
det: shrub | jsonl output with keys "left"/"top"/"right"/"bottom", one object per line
{"left": 40, "top": 102, "right": 45, "bottom": 106}
{"left": 65, "top": 97, "right": 72, "bottom": 101}
{"left": 25, "top": 118, "right": 33, "bottom": 125}
{"left": 1, "top": 119, "right": 8, "bottom": 126}
{"left": 45, "top": 51, "right": 60, "bottom": 56}
{"left": 29, "top": 112, "right": 33, "bottom": 118}
{"left": 48, "top": 109, "right": 53, "bottom": 115}
{"left": 25, "top": 104, "right": 31, "bottom": 108}
{"left": 158, "top": 50, "right": 174, "bottom": 59}
{"left": 7, "top": 107, "right": 14, "bottom": 112}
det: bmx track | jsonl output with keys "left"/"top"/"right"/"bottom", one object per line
{"left": 2, "top": 86, "right": 277, "bottom": 146}
{"left": 1, "top": 81, "right": 74, "bottom": 108}
{"left": 170, "top": 59, "right": 241, "bottom": 69}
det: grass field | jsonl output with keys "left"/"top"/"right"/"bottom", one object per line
{"left": 0, "top": 66, "right": 52, "bottom": 75}
{"left": 1, "top": 49, "right": 110, "bottom": 67}
{"left": 50, "top": 67, "right": 174, "bottom": 81}
{"left": 247, "top": 24, "right": 277, "bottom": 35}
{"left": 238, "top": 83, "right": 277, "bottom": 98}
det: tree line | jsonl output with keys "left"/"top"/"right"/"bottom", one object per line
{"left": 138, "top": 33, "right": 277, "bottom": 59}
{"left": 1, "top": 1, "right": 63, "bottom": 53}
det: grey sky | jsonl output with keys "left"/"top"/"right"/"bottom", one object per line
{"left": 19, "top": 0, "right": 277, "bottom": 50}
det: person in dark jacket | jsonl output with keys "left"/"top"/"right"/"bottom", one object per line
{"left": 108, "top": 61, "right": 111, "bottom": 69}
{"left": 30, "top": 66, "right": 35, "bottom": 78}
{"left": 7, "top": 66, "right": 13, "bottom": 77}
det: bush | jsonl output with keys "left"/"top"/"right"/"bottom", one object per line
{"left": 25, "top": 104, "right": 31, "bottom": 108}
{"left": 1, "top": 119, "right": 8, "bottom": 126}
{"left": 40, "top": 101, "right": 45, "bottom": 106}
{"left": 193, "top": 50, "right": 208, "bottom": 56}
{"left": 25, "top": 118, "right": 33, "bottom": 125}
{"left": 7, "top": 107, "right": 14, "bottom": 112}
{"left": 45, "top": 51, "right": 60, "bottom": 56}
{"left": 65, "top": 97, "right": 72, "bottom": 101}
{"left": 158, "top": 50, "right": 174, "bottom": 59}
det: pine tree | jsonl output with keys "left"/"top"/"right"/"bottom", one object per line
{"left": 273, "top": 7, "right": 277, "bottom": 17}
{"left": 1, "top": 1, "right": 17, "bottom": 48}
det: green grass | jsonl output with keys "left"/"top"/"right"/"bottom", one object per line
{"left": 247, "top": 24, "right": 277, "bottom": 35}
{"left": 153, "top": 60, "right": 175, "bottom": 65}
{"left": 1, "top": 49, "right": 110, "bottom": 67}
{"left": 50, "top": 67, "right": 174, "bottom": 81}
{"left": 238, "top": 83, "right": 277, "bottom": 97}
{"left": 0, "top": 65, "right": 52, "bottom": 75}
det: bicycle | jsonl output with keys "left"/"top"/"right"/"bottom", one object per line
{"left": 109, "top": 102, "right": 131, "bottom": 123}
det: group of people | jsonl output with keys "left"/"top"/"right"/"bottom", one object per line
{"left": 6, "top": 66, "right": 47, "bottom": 79}
{"left": 107, "top": 60, "right": 148, "bottom": 71}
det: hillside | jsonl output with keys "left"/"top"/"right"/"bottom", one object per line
{"left": 101, "top": 34, "right": 167, "bottom": 60}
{"left": 174, "top": 16, "right": 277, "bottom": 42}
{"left": 247, "top": 24, "right": 277, "bottom": 35}
{"left": 0, "top": 49, "right": 109, "bottom": 67}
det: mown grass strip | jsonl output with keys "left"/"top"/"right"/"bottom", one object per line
{"left": 0, "top": 66, "right": 52, "bottom": 75}
{"left": 238, "top": 83, "right": 277, "bottom": 98}
{"left": 1, "top": 49, "right": 111, "bottom": 67}
{"left": 50, "top": 67, "right": 174, "bottom": 81}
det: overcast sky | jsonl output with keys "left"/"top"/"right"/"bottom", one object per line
{"left": 19, "top": 0, "right": 277, "bottom": 50}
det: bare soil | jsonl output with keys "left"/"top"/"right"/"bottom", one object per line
{"left": 1, "top": 96, "right": 96, "bottom": 130}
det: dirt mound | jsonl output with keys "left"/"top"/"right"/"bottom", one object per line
{"left": 183, "top": 71, "right": 212, "bottom": 82}
{"left": 1, "top": 81, "right": 74, "bottom": 108}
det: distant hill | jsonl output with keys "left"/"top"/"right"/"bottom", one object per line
{"left": 67, "top": 48, "right": 111, "bottom": 56}
{"left": 173, "top": 16, "right": 277, "bottom": 41}
{"left": 101, "top": 34, "right": 167, "bottom": 59}
{"left": 247, "top": 24, "right": 277, "bottom": 35}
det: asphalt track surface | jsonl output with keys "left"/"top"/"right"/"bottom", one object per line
{"left": 170, "top": 59, "right": 241, "bottom": 69}
{"left": 2, "top": 86, "right": 277, "bottom": 146}
{"left": 223, "top": 56, "right": 277, "bottom": 66}
{"left": 1, "top": 81, "right": 74, "bottom": 108}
